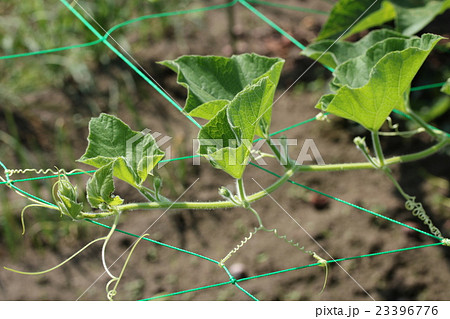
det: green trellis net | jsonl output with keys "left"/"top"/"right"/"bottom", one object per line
{"left": 0, "top": 0, "right": 449, "bottom": 301}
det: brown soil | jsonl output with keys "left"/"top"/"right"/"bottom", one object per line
{"left": 0, "top": 0, "right": 449, "bottom": 301}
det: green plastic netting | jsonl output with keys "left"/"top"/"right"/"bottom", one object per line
{"left": 1, "top": 0, "right": 449, "bottom": 301}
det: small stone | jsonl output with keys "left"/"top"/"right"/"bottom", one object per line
{"left": 309, "top": 193, "right": 329, "bottom": 210}
{"left": 229, "top": 263, "right": 248, "bottom": 280}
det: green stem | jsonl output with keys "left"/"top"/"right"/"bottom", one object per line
{"left": 135, "top": 185, "right": 157, "bottom": 202}
{"left": 371, "top": 131, "right": 385, "bottom": 167}
{"left": 378, "top": 128, "right": 425, "bottom": 137}
{"left": 236, "top": 178, "right": 247, "bottom": 204}
{"left": 81, "top": 211, "right": 116, "bottom": 219}
{"left": 249, "top": 207, "right": 264, "bottom": 228}
{"left": 266, "top": 137, "right": 292, "bottom": 168}
{"left": 117, "top": 167, "right": 296, "bottom": 212}
{"left": 382, "top": 169, "right": 411, "bottom": 199}
{"left": 266, "top": 138, "right": 283, "bottom": 163}
{"left": 75, "top": 137, "right": 449, "bottom": 216}
{"left": 354, "top": 137, "right": 379, "bottom": 168}
{"left": 237, "top": 179, "right": 263, "bottom": 227}
{"left": 107, "top": 136, "right": 449, "bottom": 213}
{"left": 135, "top": 184, "right": 171, "bottom": 203}
{"left": 226, "top": 4, "right": 237, "bottom": 53}
{"left": 407, "top": 109, "right": 438, "bottom": 139}
{"left": 295, "top": 136, "right": 449, "bottom": 172}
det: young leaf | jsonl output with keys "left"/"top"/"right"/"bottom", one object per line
{"left": 55, "top": 175, "right": 83, "bottom": 220}
{"left": 78, "top": 114, "right": 165, "bottom": 186}
{"left": 159, "top": 53, "right": 284, "bottom": 127}
{"left": 315, "top": 33, "right": 442, "bottom": 131}
{"left": 317, "top": 0, "right": 450, "bottom": 41}
{"left": 198, "top": 77, "right": 276, "bottom": 178}
{"left": 442, "top": 78, "right": 450, "bottom": 96}
{"left": 86, "top": 161, "right": 123, "bottom": 209}
{"left": 303, "top": 29, "right": 407, "bottom": 69}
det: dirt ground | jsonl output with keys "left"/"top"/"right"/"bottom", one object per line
{"left": 0, "top": 0, "right": 449, "bottom": 301}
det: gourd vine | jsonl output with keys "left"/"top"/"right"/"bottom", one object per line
{"left": 3, "top": 32, "right": 449, "bottom": 300}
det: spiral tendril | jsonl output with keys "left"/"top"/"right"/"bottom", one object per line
{"left": 4, "top": 168, "right": 87, "bottom": 177}
{"left": 262, "top": 227, "right": 309, "bottom": 253}
{"left": 220, "top": 226, "right": 315, "bottom": 267}
{"left": 220, "top": 227, "right": 260, "bottom": 266}
{"left": 405, "top": 196, "right": 443, "bottom": 239}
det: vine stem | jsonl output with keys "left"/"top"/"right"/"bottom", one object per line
{"left": 371, "top": 131, "right": 385, "bottom": 167}
{"left": 266, "top": 138, "right": 283, "bottom": 164}
{"left": 378, "top": 128, "right": 425, "bottom": 137}
{"left": 382, "top": 169, "right": 410, "bottom": 199}
{"left": 81, "top": 211, "right": 117, "bottom": 219}
{"left": 114, "top": 167, "right": 296, "bottom": 212}
{"left": 369, "top": 130, "right": 446, "bottom": 240}
{"left": 294, "top": 136, "right": 449, "bottom": 172}
{"left": 91, "top": 136, "right": 449, "bottom": 215}
{"left": 237, "top": 178, "right": 264, "bottom": 227}
{"left": 354, "top": 137, "right": 378, "bottom": 168}
{"left": 236, "top": 178, "right": 247, "bottom": 204}
{"left": 248, "top": 206, "right": 264, "bottom": 228}
{"left": 266, "top": 137, "right": 292, "bottom": 168}
{"left": 135, "top": 185, "right": 157, "bottom": 202}
{"left": 407, "top": 109, "right": 439, "bottom": 139}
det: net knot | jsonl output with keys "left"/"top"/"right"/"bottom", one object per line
{"left": 4, "top": 179, "right": 14, "bottom": 186}
{"left": 312, "top": 252, "right": 327, "bottom": 268}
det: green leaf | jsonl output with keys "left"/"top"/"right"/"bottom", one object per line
{"left": 331, "top": 35, "right": 442, "bottom": 91}
{"left": 315, "top": 33, "right": 442, "bottom": 131}
{"left": 78, "top": 114, "right": 165, "bottom": 186}
{"left": 303, "top": 29, "right": 407, "bottom": 69}
{"left": 188, "top": 100, "right": 229, "bottom": 120}
{"left": 56, "top": 175, "right": 83, "bottom": 219}
{"left": 198, "top": 77, "right": 276, "bottom": 178}
{"left": 160, "top": 54, "right": 285, "bottom": 178}
{"left": 442, "top": 78, "right": 450, "bottom": 96}
{"left": 317, "top": 0, "right": 450, "bottom": 40}
{"left": 159, "top": 53, "right": 284, "bottom": 128}
{"left": 317, "top": 0, "right": 391, "bottom": 41}
{"left": 392, "top": 0, "right": 450, "bottom": 36}
{"left": 86, "top": 162, "right": 123, "bottom": 209}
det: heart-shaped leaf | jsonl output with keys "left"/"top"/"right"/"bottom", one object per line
{"left": 331, "top": 34, "right": 442, "bottom": 91}
{"left": 198, "top": 77, "right": 276, "bottom": 178}
{"left": 78, "top": 114, "right": 165, "bottom": 186}
{"left": 317, "top": 0, "right": 450, "bottom": 40}
{"left": 303, "top": 29, "right": 407, "bottom": 69}
{"left": 86, "top": 161, "right": 123, "bottom": 209}
{"left": 160, "top": 53, "right": 284, "bottom": 136}
{"left": 315, "top": 33, "right": 442, "bottom": 131}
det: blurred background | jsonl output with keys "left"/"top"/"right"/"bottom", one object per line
{"left": 0, "top": 0, "right": 449, "bottom": 300}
